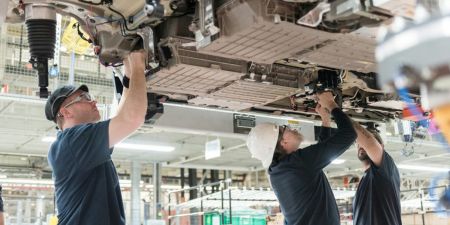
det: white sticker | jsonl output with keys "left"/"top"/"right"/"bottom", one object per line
{"left": 205, "top": 139, "right": 221, "bottom": 160}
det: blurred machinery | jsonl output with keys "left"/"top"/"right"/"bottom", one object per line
{"left": 376, "top": 2, "right": 450, "bottom": 209}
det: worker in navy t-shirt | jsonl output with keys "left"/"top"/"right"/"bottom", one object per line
{"left": 351, "top": 122, "right": 402, "bottom": 225}
{"left": 44, "top": 50, "right": 148, "bottom": 225}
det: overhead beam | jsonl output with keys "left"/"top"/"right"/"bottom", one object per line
{"left": 151, "top": 102, "right": 315, "bottom": 142}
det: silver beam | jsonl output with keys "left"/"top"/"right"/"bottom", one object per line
{"left": 131, "top": 161, "right": 141, "bottom": 225}
{"left": 153, "top": 162, "right": 161, "bottom": 220}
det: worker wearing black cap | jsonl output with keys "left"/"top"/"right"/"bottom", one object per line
{"left": 44, "top": 50, "right": 148, "bottom": 225}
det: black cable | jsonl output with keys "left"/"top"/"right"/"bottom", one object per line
{"left": 119, "top": 22, "right": 131, "bottom": 37}
{"left": 79, "top": 0, "right": 109, "bottom": 5}
{"left": 74, "top": 23, "right": 93, "bottom": 43}
{"left": 118, "top": 21, "right": 134, "bottom": 37}
{"left": 108, "top": 6, "right": 140, "bottom": 33}
{"left": 80, "top": 0, "right": 156, "bottom": 37}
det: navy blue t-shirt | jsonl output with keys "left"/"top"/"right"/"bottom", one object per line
{"left": 269, "top": 108, "right": 357, "bottom": 225}
{"left": 353, "top": 151, "right": 402, "bottom": 225}
{"left": 48, "top": 120, "right": 125, "bottom": 225}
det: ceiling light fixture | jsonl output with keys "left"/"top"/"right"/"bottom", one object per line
{"left": 41, "top": 136, "right": 56, "bottom": 143}
{"left": 115, "top": 143, "right": 175, "bottom": 152}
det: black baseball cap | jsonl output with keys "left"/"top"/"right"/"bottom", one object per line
{"left": 45, "top": 85, "right": 89, "bottom": 122}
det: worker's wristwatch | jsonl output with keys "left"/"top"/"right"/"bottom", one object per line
{"left": 123, "top": 76, "right": 130, "bottom": 88}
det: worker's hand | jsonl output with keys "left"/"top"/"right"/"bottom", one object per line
{"left": 316, "top": 92, "right": 338, "bottom": 113}
{"left": 315, "top": 103, "right": 331, "bottom": 126}
{"left": 127, "top": 50, "right": 147, "bottom": 74}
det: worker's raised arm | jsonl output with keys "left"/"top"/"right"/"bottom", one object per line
{"left": 352, "top": 121, "right": 384, "bottom": 166}
{"left": 299, "top": 92, "right": 357, "bottom": 170}
{"left": 316, "top": 103, "right": 332, "bottom": 143}
{"left": 108, "top": 50, "right": 148, "bottom": 148}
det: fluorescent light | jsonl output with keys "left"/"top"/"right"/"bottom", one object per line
{"left": 115, "top": 143, "right": 175, "bottom": 152}
{"left": 398, "top": 164, "right": 450, "bottom": 172}
{"left": 41, "top": 136, "right": 56, "bottom": 143}
{"left": 331, "top": 159, "right": 346, "bottom": 165}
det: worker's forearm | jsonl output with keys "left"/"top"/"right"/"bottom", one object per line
{"left": 352, "top": 120, "right": 384, "bottom": 165}
{"left": 122, "top": 87, "right": 129, "bottom": 99}
{"left": 125, "top": 69, "right": 147, "bottom": 116}
{"left": 352, "top": 121, "right": 380, "bottom": 149}
{"left": 0, "top": 212, "right": 4, "bottom": 225}
{"left": 117, "top": 66, "right": 147, "bottom": 121}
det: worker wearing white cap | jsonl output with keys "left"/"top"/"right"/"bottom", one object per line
{"left": 247, "top": 92, "right": 357, "bottom": 225}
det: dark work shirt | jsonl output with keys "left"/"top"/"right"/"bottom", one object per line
{"left": 269, "top": 108, "right": 357, "bottom": 225}
{"left": 48, "top": 120, "right": 125, "bottom": 225}
{"left": 353, "top": 151, "right": 402, "bottom": 225}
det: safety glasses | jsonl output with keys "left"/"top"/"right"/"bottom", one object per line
{"left": 63, "top": 92, "right": 94, "bottom": 109}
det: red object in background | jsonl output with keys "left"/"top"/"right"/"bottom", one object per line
{"left": 402, "top": 105, "right": 429, "bottom": 121}
{"left": 94, "top": 45, "right": 101, "bottom": 55}
{"left": 343, "top": 177, "right": 349, "bottom": 188}
{"left": 25, "top": 63, "right": 33, "bottom": 70}
{"left": 1, "top": 84, "right": 8, "bottom": 93}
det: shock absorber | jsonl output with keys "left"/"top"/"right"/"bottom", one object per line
{"left": 25, "top": 4, "right": 56, "bottom": 98}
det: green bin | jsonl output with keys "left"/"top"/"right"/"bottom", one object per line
{"left": 204, "top": 210, "right": 266, "bottom": 225}
{"left": 204, "top": 211, "right": 222, "bottom": 225}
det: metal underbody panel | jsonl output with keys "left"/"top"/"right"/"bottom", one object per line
{"left": 201, "top": 20, "right": 377, "bottom": 73}
{"left": 2, "top": 0, "right": 424, "bottom": 121}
